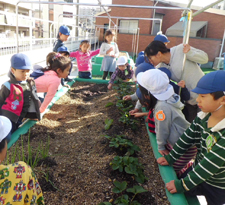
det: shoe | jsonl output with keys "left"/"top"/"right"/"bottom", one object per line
{"left": 64, "top": 77, "right": 73, "bottom": 82}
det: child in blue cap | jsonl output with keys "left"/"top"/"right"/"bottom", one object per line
{"left": 158, "top": 70, "right": 225, "bottom": 205}
{"left": 0, "top": 53, "right": 40, "bottom": 141}
{"left": 57, "top": 46, "right": 73, "bottom": 82}
{"left": 53, "top": 25, "right": 70, "bottom": 52}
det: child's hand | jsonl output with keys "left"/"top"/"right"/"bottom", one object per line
{"left": 108, "top": 83, "right": 113, "bottom": 90}
{"left": 166, "top": 180, "right": 177, "bottom": 194}
{"left": 106, "top": 47, "right": 113, "bottom": 54}
{"left": 183, "top": 44, "right": 191, "bottom": 53}
{"left": 129, "top": 108, "right": 139, "bottom": 115}
{"left": 131, "top": 112, "right": 145, "bottom": 118}
{"left": 177, "top": 80, "right": 186, "bottom": 88}
{"left": 123, "top": 79, "right": 130, "bottom": 82}
{"left": 157, "top": 157, "right": 169, "bottom": 165}
{"left": 123, "top": 95, "right": 131, "bottom": 101}
{"left": 158, "top": 149, "right": 170, "bottom": 156}
{"left": 64, "top": 84, "right": 70, "bottom": 89}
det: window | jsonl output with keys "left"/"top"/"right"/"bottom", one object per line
{"left": 119, "top": 20, "right": 138, "bottom": 34}
{"left": 152, "top": 13, "right": 164, "bottom": 35}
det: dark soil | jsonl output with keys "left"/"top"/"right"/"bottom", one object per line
{"left": 7, "top": 82, "right": 169, "bottom": 205}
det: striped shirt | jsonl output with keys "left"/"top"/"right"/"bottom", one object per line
{"left": 165, "top": 111, "right": 225, "bottom": 193}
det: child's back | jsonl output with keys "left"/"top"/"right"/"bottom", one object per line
{"left": 35, "top": 52, "right": 71, "bottom": 113}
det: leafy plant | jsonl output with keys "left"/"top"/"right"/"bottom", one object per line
{"left": 127, "top": 185, "right": 148, "bottom": 202}
{"left": 114, "top": 194, "right": 129, "bottom": 205}
{"left": 105, "top": 102, "right": 114, "bottom": 107}
{"left": 119, "top": 112, "right": 138, "bottom": 130}
{"left": 110, "top": 156, "right": 147, "bottom": 183}
{"left": 112, "top": 181, "right": 127, "bottom": 193}
{"left": 104, "top": 135, "right": 140, "bottom": 155}
{"left": 105, "top": 119, "right": 114, "bottom": 130}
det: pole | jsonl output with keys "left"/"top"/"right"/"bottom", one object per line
{"left": 39, "top": 0, "right": 41, "bottom": 37}
{"left": 179, "top": 10, "right": 193, "bottom": 94}
{"left": 76, "top": 0, "right": 79, "bottom": 37}
{"left": 16, "top": 4, "right": 19, "bottom": 53}
{"left": 193, "top": 0, "right": 223, "bottom": 17}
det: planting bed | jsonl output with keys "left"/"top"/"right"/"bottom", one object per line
{"left": 7, "top": 82, "right": 169, "bottom": 205}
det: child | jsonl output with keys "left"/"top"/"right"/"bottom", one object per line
{"left": 0, "top": 115, "right": 45, "bottom": 204}
{"left": 100, "top": 29, "right": 119, "bottom": 80}
{"left": 154, "top": 31, "right": 170, "bottom": 46}
{"left": 53, "top": 25, "right": 70, "bottom": 52}
{"left": 0, "top": 53, "right": 40, "bottom": 141}
{"left": 157, "top": 70, "right": 225, "bottom": 205}
{"left": 137, "top": 69, "right": 197, "bottom": 177}
{"left": 57, "top": 45, "right": 73, "bottom": 82}
{"left": 70, "top": 40, "right": 100, "bottom": 79}
{"left": 108, "top": 56, "right": 133, "bottom": 90}
{"left": 34, "top": 52, "right": 71, "bottom": 113}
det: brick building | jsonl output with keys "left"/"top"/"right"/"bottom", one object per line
{"left": 95, "top": 0, "right": 225, "bottom": 62}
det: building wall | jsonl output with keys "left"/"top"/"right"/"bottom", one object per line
{"left": 155, "top": 2, "right": 225, "bottom": 39}
{"left": 95, "top": 0, "right": 225, "bottom": 62}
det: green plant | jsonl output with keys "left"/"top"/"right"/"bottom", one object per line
{"left": 26, "top": 130, "right": 40, "bottom": 168}
{"left": 116, "top": 100, "right": 133, "bottom": 112}
{"left": 127, "top": 185, "right": 148, "bottom": 202}
{"left": 119, "top": 112, "right": 138, "bottom": 130}
{"left": 38, "top": 168, "right": 60, "bottom": 191}
{"left": 112, "top": 181, "right": 127, "bottom": 193}
{"left": 6, "top": 130, "right": 51, "bottom": 169}
{"left": 114, "top": 195, "right": 129, "bottom": 205}
{"left": 110, "top": 156, "right": 147, "bottom": 183}
{"left": 105, "top": 119, "right": 114, "bottom": 130}
{"left": 39, "top": 135, "right": 50, "bottom": 159}
{"left": 105, "top": 102, "right": 114, "bottom": 107}
{"left": 104, "top": 135, "right": 140, "bottom": 155}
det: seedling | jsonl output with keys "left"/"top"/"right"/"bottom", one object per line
{"left": 105, "top": 102, "right": 114, "bottom": 107}
{"left": 119, "top": 112, "right": 138, "bottom": 131}
{"left": 110, "top": 156, "right": 147, "bottom": 183}
{"left": 104, "top": 135, "right": 140, "bottom": 155}
{"left": 112, "top": 180, "right": 127, "bottom": 193}
{"left": 105, "top": 119, "right": 114, "bottom": 130}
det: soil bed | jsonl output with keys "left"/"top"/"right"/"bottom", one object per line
{"left": 8, "top": 82, "right": 169, "bottom": 205}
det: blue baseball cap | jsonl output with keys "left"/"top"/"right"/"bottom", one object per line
{"left": 135, "top": 51, "right": 145, "bottom": 66}
{"left": 59, "top": 25, "right": 70, "bottom": 36}
{"left": 57, "top": 46, "right": 70, "bottom": 55}
{"left": 11, "top": 53, "right": 32, "bottom": 70}
{"left": 154, "top": 34, "right": 170, "bottom": 43}
{"left": 136, "top": 87, "right": 142, "bottom": 100}
{"left": 192, "top": 70, "right": 225, "bottom": 94}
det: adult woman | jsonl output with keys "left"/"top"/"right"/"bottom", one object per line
{"left": 145, "top": 40, "right": 208, "bottom": 122}
{"left": 0, "top": 116, "right": 44, "bottom": 204}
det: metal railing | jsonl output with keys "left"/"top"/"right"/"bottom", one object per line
{"left": 0, "top": 35, "right": 99, "bottom": 56}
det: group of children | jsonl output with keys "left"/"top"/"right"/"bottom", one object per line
{"left": 1, "top": 25, "right": 225, "bottom": 204}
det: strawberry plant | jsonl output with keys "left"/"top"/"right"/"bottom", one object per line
{"left": 104, "top": 135, "right": 140, "bottom": 155}
{"left": 98, "top": 181, "right": 147, "bottom": 205}
{"left": 110, "top": 156, "right": 147, "bottom": 183}
{"left": 119, "top": 112, "right": 138, "bottom": 131}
